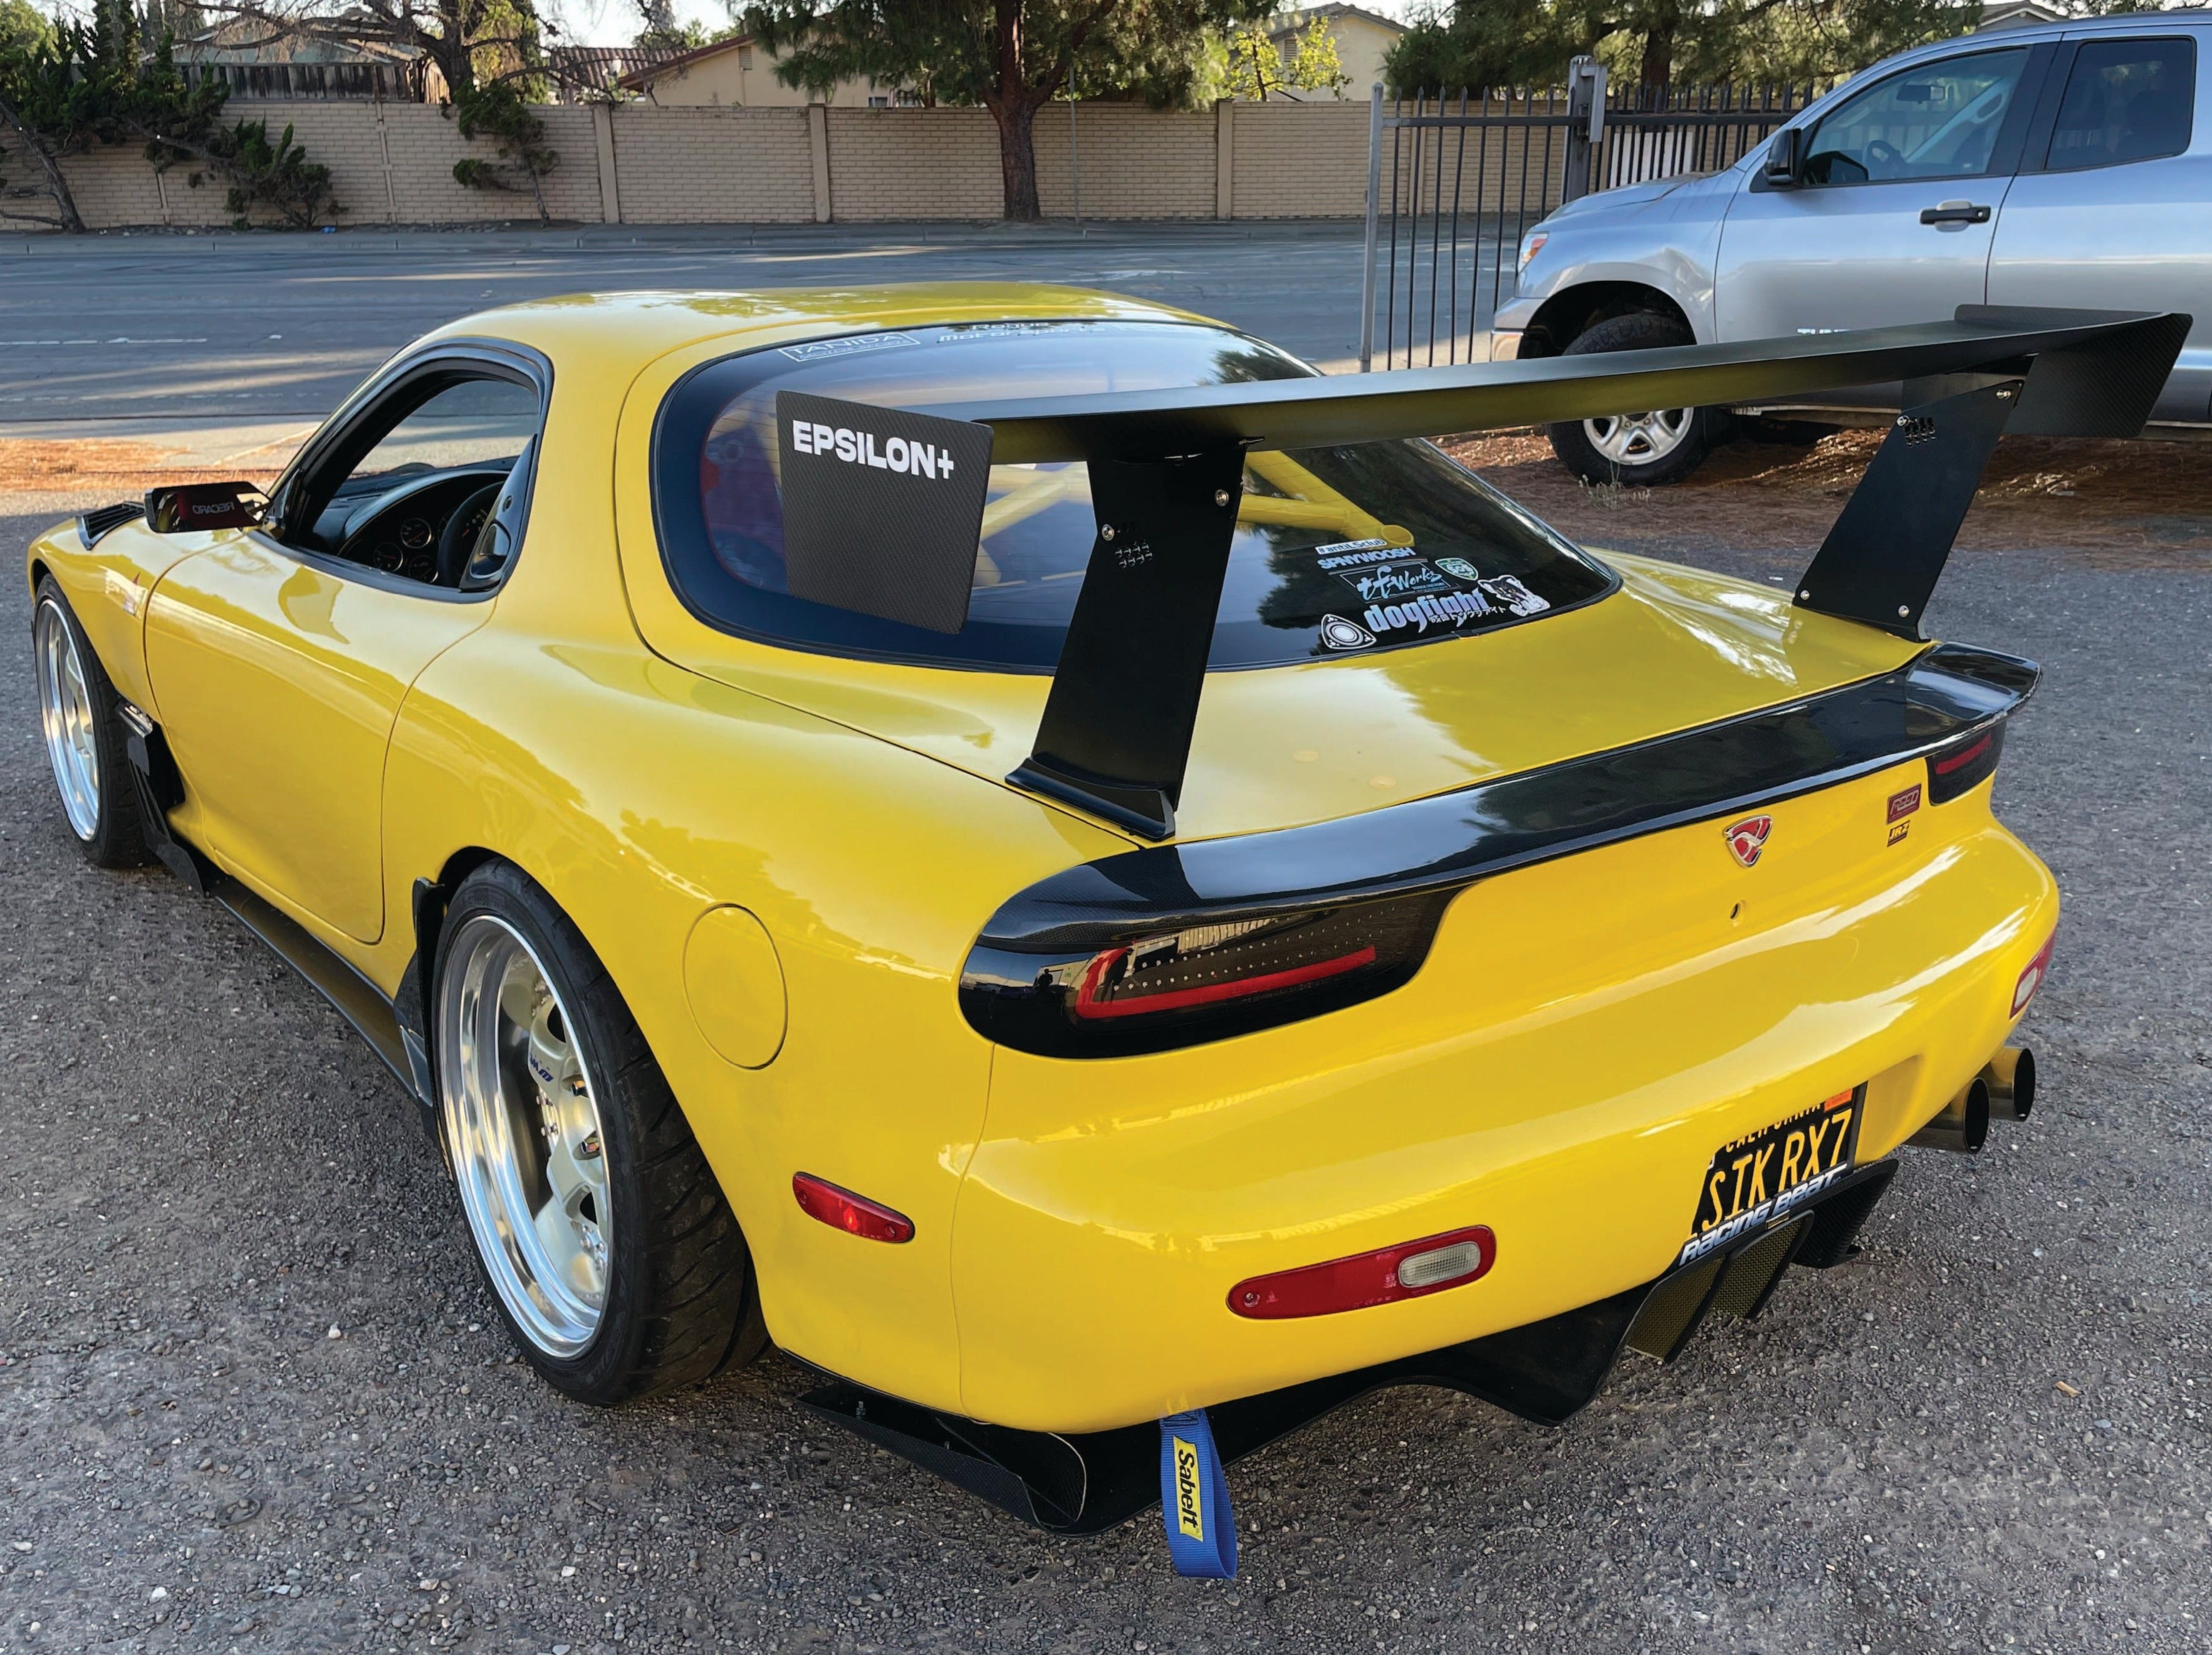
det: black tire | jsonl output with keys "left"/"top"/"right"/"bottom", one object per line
{"left": 30, "top": 576, "right": 150, "bottom": 869}
{"left": 1544, "top": 312, "right": 1725, "bottom": 487}
{"left": 434, "top": 860, "right": 766, "bottom": 1404}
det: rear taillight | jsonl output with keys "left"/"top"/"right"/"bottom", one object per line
{"left": 1926, "top": 719, "right": 2006, "bottom": 803}
{"left": 1228, "top": 1225, "right": 1495, "bottom": 1320}
{"left": 2011, "top": 931, "right": 2055, "bottom": 1016}
{"left": 793, "top": 1173, "right": 914, "bottom": 1243}
{"left": 960, "top": 889, "right": 1455, "bottom": 1057}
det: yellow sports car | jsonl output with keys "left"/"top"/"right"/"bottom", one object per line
{"left": 25, "top": 290, "right": 2181, "bottom": 1576}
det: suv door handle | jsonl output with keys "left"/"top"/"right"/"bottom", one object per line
{"left": 1919, "top": 201, "right": 1993, "bottom": 226}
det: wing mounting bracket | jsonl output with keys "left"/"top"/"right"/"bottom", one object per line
{"left": 1007, "top": 447, "right": 1248, "bottom": 839}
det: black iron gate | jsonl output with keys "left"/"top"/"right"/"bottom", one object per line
{"left": 1359, "top": 63, "right": 1818, "bottom": 372}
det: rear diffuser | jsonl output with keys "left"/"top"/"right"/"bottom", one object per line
{"left": 800, "top": 1160, "right": 1898, "bottom": 1535}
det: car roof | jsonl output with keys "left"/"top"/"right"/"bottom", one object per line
{"left": 416, "top": 285, "right": 1219, "bottom": 371}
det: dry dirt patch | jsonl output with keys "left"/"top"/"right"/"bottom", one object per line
{"left": 1444, "top": 427, "right": 2212, "bottom": 566}
{"left": 0, "top": 439, "right": 291, "bottom": 499}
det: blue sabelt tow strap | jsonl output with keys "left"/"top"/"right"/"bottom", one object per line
{"left": 1158, "top": 1409, "right": 1238, "bottom": 1579}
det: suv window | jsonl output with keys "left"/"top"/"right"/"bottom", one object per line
{"left": 1803, "top": 48, "right": 2031, "bottom": 184}
{"left": 2043, "top": 37, "right": 2195, "bottom": 171}
{"left": 653, "top": 321, "right": 1614, "bottom": 671}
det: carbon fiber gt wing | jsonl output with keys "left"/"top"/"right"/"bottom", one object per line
{"left": 774, "top": 306, "right": 2186, "bottom": 838}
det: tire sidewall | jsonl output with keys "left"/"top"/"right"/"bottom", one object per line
{"left": 1544, "top": 313, "right": 1723, "bottom": 488}
{"left": 32, "top": 577, "right": 145, "bottom": 867}
{"left": 434, "top": 861, "right": 654, "bottom": 1402}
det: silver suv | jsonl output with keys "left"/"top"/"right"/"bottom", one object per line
{"left": 1496, "top": 11, "right": 2209, "bottom": 484}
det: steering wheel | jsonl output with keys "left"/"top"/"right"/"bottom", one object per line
{"left": 439, "top": 482, "right": 504, "bottom": 587}
{"left": 1864, "top": 137, "right": 1904, "bottom": 176}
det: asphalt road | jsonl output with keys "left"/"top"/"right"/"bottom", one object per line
{"left": 0, "top": 222, "right": 1385, "bottom": 425}
{"left": 1, "top": 484, "right": 2206, "bottom": 1654}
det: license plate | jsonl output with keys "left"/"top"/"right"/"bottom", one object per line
{"left": 1677, "top": 1085, "right": 1864, "bottom": 1267}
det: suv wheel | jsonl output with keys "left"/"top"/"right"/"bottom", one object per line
{"left": 1545, "top": 313, "right": 1725, "bottom": 487}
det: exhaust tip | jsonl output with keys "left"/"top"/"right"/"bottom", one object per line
{"left": 1909, "top": 1075, "right": 1990, "bottom": 1154}
{"left": 1983, "top": 1046, "right": 2035, "bottom": 1122}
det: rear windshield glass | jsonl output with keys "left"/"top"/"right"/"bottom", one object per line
{"left": 652, "top": 320, "right": 1614, "bottom": 671}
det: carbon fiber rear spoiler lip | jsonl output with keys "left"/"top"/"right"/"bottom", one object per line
{"left": 969, "top": 641, "right": 2034, "bottom": 954}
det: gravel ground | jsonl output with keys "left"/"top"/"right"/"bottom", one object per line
{"left": 0, "top": 479, "right": 2207, "bottom": 1655}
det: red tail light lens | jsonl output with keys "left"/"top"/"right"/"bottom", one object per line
{"left": 793, "top": 1173, "right": 914, "bottom": 1243}
{"left": 960, "top": 889, "right": 1454, "bottom": 1057}
{"left": 1229, "top": 1226, "right": 1495, "bottom": 1319}
{"left": 2011, "top": 930, "right": 2055, "bottom": 1016}
{"left": 1926, "top": 720, "right": 2006, "bottom": 803}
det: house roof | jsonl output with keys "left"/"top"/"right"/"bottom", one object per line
{"left": 1268, "top": 4, "right": 1409, "bottom": 41}
{"left": 614, "top": 33, "right": 756, "bottom": 89}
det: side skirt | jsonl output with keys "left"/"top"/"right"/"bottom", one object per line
{"left": 120, "top": 701, "right": 435, "bottom": 1114}
{"left": 800, "top": 1161, "right": 1899, "bottom": 1537}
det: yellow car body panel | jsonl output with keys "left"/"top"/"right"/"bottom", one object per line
{"left": 23, "top": 285, "right": 2053, "bottom": 1434}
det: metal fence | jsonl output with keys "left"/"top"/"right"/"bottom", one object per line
{"left": 1359, "top": 63, "right": 1819, "bottom": 371}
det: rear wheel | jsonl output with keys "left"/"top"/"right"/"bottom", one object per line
{"left": 31, "top": 577, "right": 149, "bottom": 868}
{"left": 434, "top": 861, "right": 765, "bottom": 1404}
{"left": 1545, "top": 312, "right": 1726, "bottom": 487}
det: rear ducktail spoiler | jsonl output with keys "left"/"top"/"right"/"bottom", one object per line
{"left": 773, "top": 306, "right": 2188, "bottom": 838}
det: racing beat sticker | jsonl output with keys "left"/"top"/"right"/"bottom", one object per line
{"left": 776, "top": 389, "right": 996, "bottom": 634}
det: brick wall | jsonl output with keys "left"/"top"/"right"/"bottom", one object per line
{"left": 823, "top": 107, "right": 999, "bottom": 221}
{"left": 10, "top": 98, "right": 1396, "bottom": 231}
{"left": 608, "top": 107, "right": 817, "bottom": 224}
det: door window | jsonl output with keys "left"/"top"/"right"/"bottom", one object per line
{"left": 1802, "top": 48, "right": 2032, "bottom": 185}
{"left": 2042, "top": 38, "right": 2194, "bottom": 171}
{"left": 284, "top": 370, "right": 540, "bottom": 589}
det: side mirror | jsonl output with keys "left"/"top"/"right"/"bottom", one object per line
{"left": 1763, "top": 127, "right": 1805, "bottom": 189}
{"left": 144, "top": 481, "right": 266, "bottom": 534}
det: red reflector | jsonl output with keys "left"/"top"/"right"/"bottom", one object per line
{"left": 1228, "top": 1226, "right": 1495, "bottom": 1320}
{"left": 792, "top": 1173, "right": 914, "bottom": 1243}
{"left": 1933, "top": 733, "right": 1993, "bottom": 776}
{"left": 2011, "top": 930, "right": 2056, "bottom": 1016}
{"left": 1072, "top": 942, "right": 1377, "bottom": 1021}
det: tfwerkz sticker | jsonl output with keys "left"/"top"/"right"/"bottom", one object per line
{"left": 1318, "top": 613, "right": 1377, "bottom": 650}
{"left": 1337, "top": 559, "right": 1451, "bottom": 603}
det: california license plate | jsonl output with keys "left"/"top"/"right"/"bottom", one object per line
{"left": 1677, "top": 1085, "right": 1864, "bottom": 1267}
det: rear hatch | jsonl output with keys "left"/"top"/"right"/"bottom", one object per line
{"left": 625, "top": 547, "right": 1921, "bottom": 843}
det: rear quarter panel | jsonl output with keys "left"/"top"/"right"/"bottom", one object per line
{"left": 375, "top": 316, "right": 1129, "bottom": 1411}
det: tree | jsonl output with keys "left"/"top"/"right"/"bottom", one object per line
{"left": 1384, "top": 0, "right": 1974, "bottom": 101}
{"left": 740, "top": 0, "right": 1278, "bottom": 221}
{"left": 0, "top": 0, "right": 50, "bottom": 56}
{"left": 0, "top": 1, "right": 338, "bottom": 232}
{"left": 449, "top": 76, "right": 558, "bottom": 221}
{"left": 1214, "top": 15, "right": 1349, "bottom": 102}
{"left": 198, "top": 0, "right": 553, "bottom": 100}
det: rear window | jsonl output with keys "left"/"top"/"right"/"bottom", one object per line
{"left": 652, "top": 320, "right": 1614, "bottom": 671}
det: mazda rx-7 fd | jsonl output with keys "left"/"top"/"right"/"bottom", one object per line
{"left": 26, "top": 290, "right": 2181, "bottom": 1573}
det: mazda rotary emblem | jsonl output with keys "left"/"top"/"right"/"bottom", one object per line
{"left": 1725, "top": 815, "right": 1773, "bottom": 867}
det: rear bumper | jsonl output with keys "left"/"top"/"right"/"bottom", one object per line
{"left": 947, "top": 763, "right": 2055, "bottom": 1433}
{"left": 813, "top": 1159, "right": 1901, "bottom": 1534}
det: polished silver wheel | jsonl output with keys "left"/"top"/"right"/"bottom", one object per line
{"left": 34, "top": 599, "right": 101, "bottom": 842}
{"left": 439, "top": 914, "right": 612, "bottom": 1358}
{"left": 1582, "top": 406, "right": 1695, "bottom": 468}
